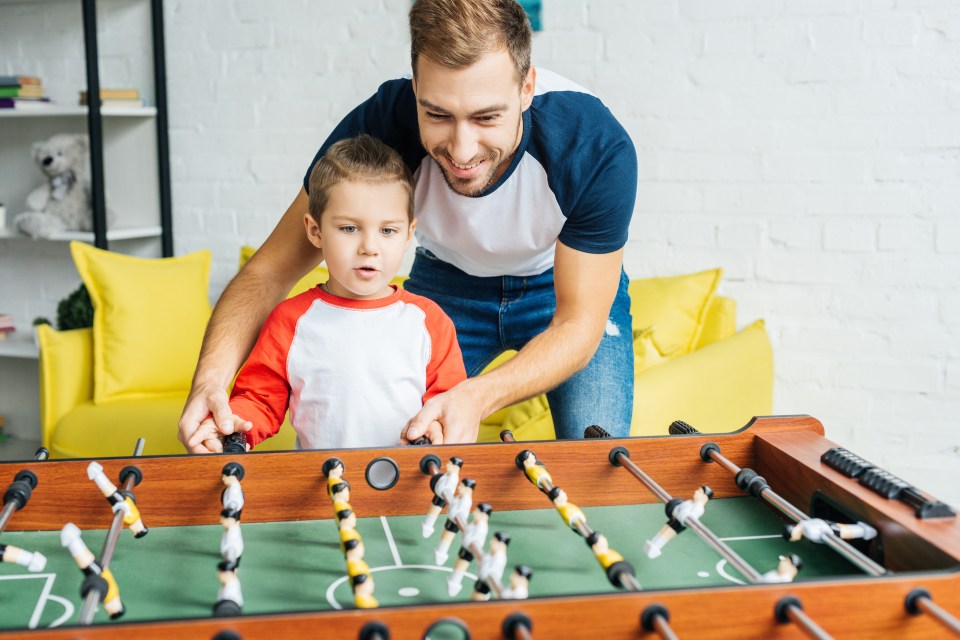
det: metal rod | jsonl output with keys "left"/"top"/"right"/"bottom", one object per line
{"left": 0, "top": 501, "right": 17, "bottom": 535}
{"left": 652, "top": 614, "right": 680, "bottom": 640}
{"left": 918, "top": 596, "right": 960, "bottom": 635}
{"left": 704, "top": 447, "right": 886, "bottom": 577}
{"left": 786, "top": 603, "right": 835, "bottom": 640}
{"left": 80, "top": 440, "right": 146, "bottom": 623}
{"left": 34, "top": 448, "right": 49, "bottom": 461}
{"left": 514, "top": 624, "right": 533, "bottom": 640}
{"left": 616, "top": 452, "right": 764, "bottom": 583}
{"left": 613, "top": 452, "right": 673, "bottom": 504}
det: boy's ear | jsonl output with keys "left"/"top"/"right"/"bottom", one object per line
{"left": 304, "top": 213, "right": 323, "bottom": 249}
{"left": 406, "top": 219, "right": 417, "bottom": 245}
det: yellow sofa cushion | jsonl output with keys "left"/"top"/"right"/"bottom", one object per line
{"left": 71, "top": 242, "right": 212, "bottom": 404}
{"left": 629, "top": 268, "right": 721, "bottom": 357}
{"left": 495, "top": 320, "right": 772, "bottom": 440}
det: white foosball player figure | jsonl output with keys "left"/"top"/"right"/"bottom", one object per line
{"left": 501, "top": 564, "right": 533, "bottom": 600}
{"left": 0, "top": 543, "right": 46, "bottom": 572}
{"left": 471, "top": 531, "right": 510, "bottom": 601}
{"left": 759, "top": 553, "right": 802, "bottom": 584}
{"left": 435, "top": 478, "right": 475, "bottom": 565}
{"left": 784, "top": 518, "right": 877, "bottom": 544}
{"left": 447, "top": 503, "right": 492, "bottom": 596}
{"left": 422, "top": 457, "right": 462, "bottom": 538}
{"left": 220, "top": 472, "right": 245, "bottom": 562}
{"left": 644, "top": 485, "right": 713, "bottom": 559}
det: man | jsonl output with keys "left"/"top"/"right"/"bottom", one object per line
{"left": 179, "top": 0, "right": 637, "bottom": 452}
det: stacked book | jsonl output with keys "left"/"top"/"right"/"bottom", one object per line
{"left": 0, "top": 313, "right": 14, "bottom": 340}
{"left": 0, "top": 75, "right": 52, "bottom": 109}
{"left": 79, "top": 88, "right": 144, "bottom": 108}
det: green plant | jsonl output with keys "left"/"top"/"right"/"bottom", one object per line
{"left": 56, "top": 284, "right": 94, "bottom": 331}
{"left": 32, "top": 316, "right": 52, "bottom": 327}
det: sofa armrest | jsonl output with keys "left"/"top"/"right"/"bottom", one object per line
{"left": 37, "top": 325, "right": 94, "bottom": 449}
{"left": 632, "top": 320, "right": 773, "bottom": 436}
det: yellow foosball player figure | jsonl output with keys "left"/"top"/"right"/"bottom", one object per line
{"left": 0, "top": 543, "right": 46, "bottom": 572}
{"left": 518, "top": 450, "right": 553, "bottom": 490}
{"left": 548, "top": 488, "right": 586, "bottom": 532}
{"left": 324, "top": 460, "right": 345, "bottom": 498}
{"left": 423, "top": 457, "right": 463, "bottom": 538}
{"left": 644, "top": 485, "right": 713, "bottom": 559}
{"left": 344, "top": 538, "right": 370, "bottom": 577}
{"left": 352, "top": 572, "right": 378, "bottom": 609}
{"left": 435, "top": 478, "right": 475, "bottom": 565}
{"left": 60, "top": 523, "right": 125, "bottom": 619}
{"left": 86, "top": 461, "right": 148, "bottom": 538}
{"left": 340, "top": 527, "right": 362, "bottom": 555}
{"left": 759, "top": 553, "right": 803, "bottom": 584}
{"left": 447, "top": 502, "right": 492, "bottom": 596}
{"left": 501, "top": 564, "right": 533, "bottom": 600}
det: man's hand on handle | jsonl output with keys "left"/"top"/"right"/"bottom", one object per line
{"left": 178, "top": 385, "right": 252, "bottom": 454}
{"left": 400, "top": 383, "right": 484, "bottom": 446}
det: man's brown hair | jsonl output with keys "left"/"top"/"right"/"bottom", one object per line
{"left": 409, "top": 0, "right": 532, "bottom": 85}
{"left": 308, "top": 134, "right": 415, "bottom": 223}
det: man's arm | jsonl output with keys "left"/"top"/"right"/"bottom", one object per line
{"left": 178, "top": 187, "right": 321, "bottom": 453}
{"left": 402, "top": 241, "right": 624, "bottom": 444}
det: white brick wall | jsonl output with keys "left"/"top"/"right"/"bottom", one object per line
{"left": 1, "top": 0, "right": 958, "bottom": 509}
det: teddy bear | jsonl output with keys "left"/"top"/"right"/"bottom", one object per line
{"left": 14, "top": 133, "right": 113, "bottom": 239}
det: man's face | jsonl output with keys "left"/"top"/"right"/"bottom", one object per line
{"left": 413, "top": 50, "right": 535, "bottom": 197}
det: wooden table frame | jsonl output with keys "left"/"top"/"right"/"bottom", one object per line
{"left": 2, "top": 415, "right": 958, "bottom": 639}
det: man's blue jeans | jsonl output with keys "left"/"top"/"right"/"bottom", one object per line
{"left": 405, "top": 247, "right": 634, "bottom": 439}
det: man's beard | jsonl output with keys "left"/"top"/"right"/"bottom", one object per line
{"left": 432, "top": 148, "right": 507, "bottom": 197}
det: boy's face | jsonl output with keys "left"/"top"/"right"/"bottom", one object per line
{"left": 305, "top": 180, "right": 414, "bottom": 300}
{"left": 413, "top": 49, "right": 535, "bottom": 197}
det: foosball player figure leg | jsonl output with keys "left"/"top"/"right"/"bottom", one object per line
{"left": 448, "top": 503, "right": 491, "bottom": 596}
{"left": 760, "top": 553, "right": 803, "bottom": 584}
{"left": 644, "top": 485, "right": 713, "bottom": 559}
{"left": 501, "top": 564, "right": 533, "bottom": 600}
{"left": 422, "top": 457, "right": 462, "bottom": 538}
{"left": 832, "top": 521, "right": 878, "bottom": 541}
{"left": 352, "top": 572, "right": 378, "bottom": 609}
{"left": 0, "top": 543, "right": 46, "bottom": 572}
{"left": 330, "top": 480, "right": 350, "bottom": 505}
{"left": 471, "top": 531, "right": 510, "bottom": 602}
{"left": 435, "top": 478, "right": 475, "bottom": 565}
{"left": 214, "top": 559, "right": 243, "bottom": 617}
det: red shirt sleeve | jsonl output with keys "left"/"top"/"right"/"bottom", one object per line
{"left": 228, "top": 298, "right": 304, "bottom": 449}
{"left": 416, "top": 297, "right": 467, "bottom": 402}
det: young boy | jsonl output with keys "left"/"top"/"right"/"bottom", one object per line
{"left": 197, "top": 134, "right": 466, "bottom": 450}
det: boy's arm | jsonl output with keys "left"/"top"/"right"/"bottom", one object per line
{"left": 178, "top": 187, "right": 319, "bottom": 453}
{"left": 222, "top": 308, "right": 295, "bottom": 450}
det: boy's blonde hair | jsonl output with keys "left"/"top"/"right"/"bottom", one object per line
{"left": 409, "top": 0, "right": 532, "bottom": 86}
{"left": 308, "top": 134, "right": 415, "bottom": 223}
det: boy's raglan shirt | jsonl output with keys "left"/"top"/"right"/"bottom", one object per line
{"left": 229, "top": 285, "right": 466, "bottom": 450}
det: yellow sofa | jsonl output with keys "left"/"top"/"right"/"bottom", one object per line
{"left": 38, "top": 255, "right": 772, "bottom": 458}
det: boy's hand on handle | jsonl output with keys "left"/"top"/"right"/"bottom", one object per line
{"left": 401, "top": 386, "right": 482, "bottom": 445}
{"left": 178, "top": 385, "right": 252, "bottom": 454}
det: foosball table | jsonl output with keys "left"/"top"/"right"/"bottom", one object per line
{"left": 0, "top": 415, "right": 958, "bottom": 639}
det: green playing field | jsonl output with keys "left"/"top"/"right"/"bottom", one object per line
{"left": 0, "top": 497, "right": 859, "bottom": 631}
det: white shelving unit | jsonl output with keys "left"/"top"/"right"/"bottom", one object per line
{"left": 0, "top": 331, "right": 39, "bottom": 360}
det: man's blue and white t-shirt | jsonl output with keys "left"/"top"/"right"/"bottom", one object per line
{"left": 304, "top": 68, "right": 637, "bottom": 278}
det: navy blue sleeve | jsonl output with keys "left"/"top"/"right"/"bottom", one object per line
{"left": 302, "top": 79, "right": 425, "bottom": 193}
{"left": 529, "top": 92, "right": 637, "bottom": 254}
